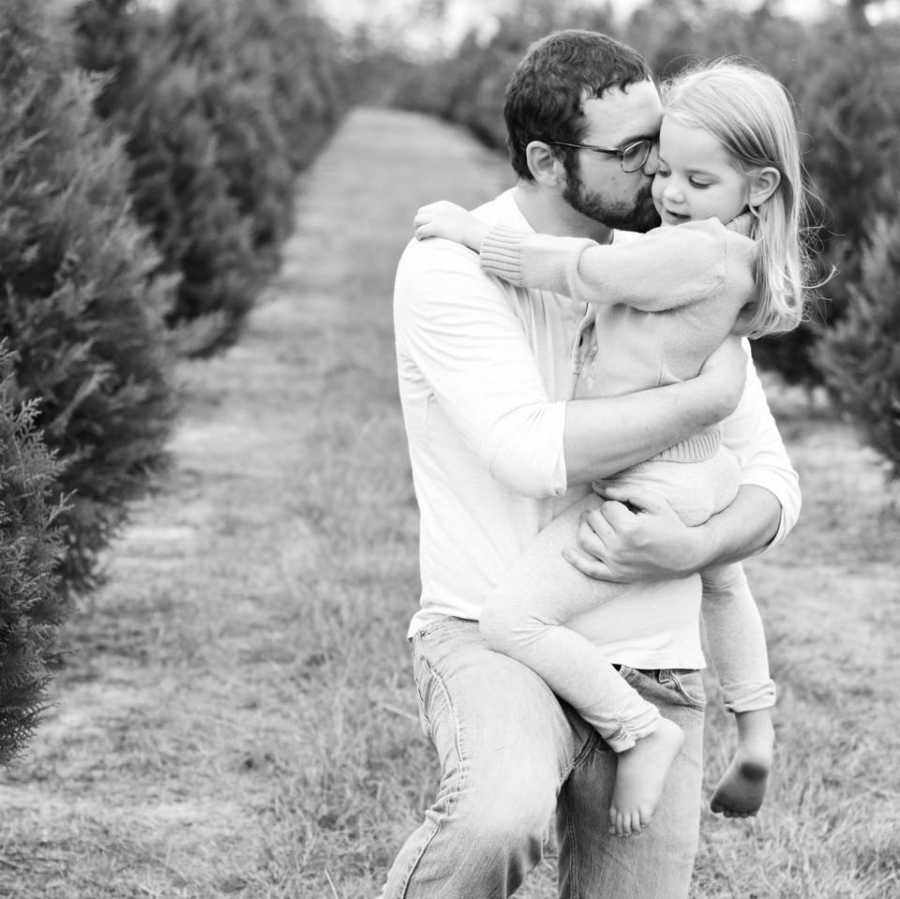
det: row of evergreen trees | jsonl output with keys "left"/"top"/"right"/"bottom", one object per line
{"left": 390, "top": 0, "right": 900, "bottom": 477}
{"left": 0, "top": 0, "right": 349, "bottom": 763}
{"left": 74, "top": 0, "right": 348, "bottom": 355}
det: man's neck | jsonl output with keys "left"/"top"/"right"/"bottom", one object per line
{"left": 512, "top": 181, "right": 613, "bottom": 244}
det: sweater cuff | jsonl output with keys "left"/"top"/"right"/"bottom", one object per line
{"left": 654, "top": 426, "right": 723, "bottom": 463}
{"left": 479, "top": 226, "right": 529, "bottom": 286}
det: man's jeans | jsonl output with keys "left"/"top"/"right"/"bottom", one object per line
{"left": 378, "top": 617, "right": 706, "bottom": 899}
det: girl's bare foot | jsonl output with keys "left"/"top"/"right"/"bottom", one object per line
{"left": 608, "top": 718, "right": 684, "bottom": 837}
{"left": 710, "top": 710, "right": 774, "bottom": 817}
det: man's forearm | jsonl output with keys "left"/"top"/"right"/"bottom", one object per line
{"left": 564, "top": 375, "right": 735, "bottom": 485}
{"left": 691, "top": 485, "right": 782, "bottom": 569}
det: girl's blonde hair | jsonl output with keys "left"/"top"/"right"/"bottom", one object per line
{"left": 662, "top": 60, "right": 809, "bottom": 337}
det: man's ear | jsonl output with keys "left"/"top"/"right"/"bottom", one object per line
{"left": 525, "top": 141, "right": 565, "bottom": 186}
{"left": 748, "top": 166, "right": 780, "bottom": 208}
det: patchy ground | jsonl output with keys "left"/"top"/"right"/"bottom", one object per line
{"left": 1, "top": 108, "right": 898, "bottom": 899}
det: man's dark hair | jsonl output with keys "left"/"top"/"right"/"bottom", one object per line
{"left": 504, "top": 30, "right": 652, "bottom": 181}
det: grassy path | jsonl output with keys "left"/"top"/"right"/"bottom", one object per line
{"left": 1, "top": 107, "right": 898, "bottom": 899}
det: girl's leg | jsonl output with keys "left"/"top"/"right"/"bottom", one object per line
{"left": 479, "top": 493, "right": 684, "bottom": 835}
{"left": 480, "top": 493, "right": 658, "bottom": 749}
{"left": 701, "top": 562, "right": 776, "bottom": 817}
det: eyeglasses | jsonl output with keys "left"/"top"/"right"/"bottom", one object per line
{"left": 543, "top": 137, "right": 655, "bottom": 173}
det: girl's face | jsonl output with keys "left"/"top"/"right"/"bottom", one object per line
{"left": 651, "top": 117, "right": 751, "bottom": 226}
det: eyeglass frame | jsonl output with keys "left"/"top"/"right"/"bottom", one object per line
{"left": 538, "top": 137, "right": 656, "bottom": 173}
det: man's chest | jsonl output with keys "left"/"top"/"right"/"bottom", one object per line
{"left": 509, "top": 285, "right": 590, "bottom": 402}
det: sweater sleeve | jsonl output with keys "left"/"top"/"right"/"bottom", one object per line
{"left": 480, "top": 219, "right": 754, "bottom": 314}
{"left": 721, "top": 342, "right": 802, "bottom": 548}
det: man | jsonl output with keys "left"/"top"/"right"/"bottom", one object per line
{"left": 385, "top": 29, "right": 799, "bottom": 899}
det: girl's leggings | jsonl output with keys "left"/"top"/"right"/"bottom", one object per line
{"left": 478, "top": 443, "right": 776, "bottom": 752}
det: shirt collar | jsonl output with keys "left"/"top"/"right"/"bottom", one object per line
{"left": 494, "top": 188, "right": 536, "bottom": 233}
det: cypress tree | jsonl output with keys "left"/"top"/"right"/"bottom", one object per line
{"left": 0, "top": 0, "right": 176, "bottom": 590}
{"left": 0, "top": 342, "right": 66, "bottom": 765}
{"left": 73, "top": 0, "right": 350, "bottom": 354}
{"left": 229, "top": 0, "right": 349, "bottom": 172}
{"left": 816, "top": 214, "right": 900, "bottom": 478}
{"left": 73, "top": 0, "right": 258, "bottom": 354}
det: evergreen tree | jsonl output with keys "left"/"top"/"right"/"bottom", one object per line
{"left": 123, "top": 60, "right": 259, "bottom": 353}
{"left": 226, "top": 0, "right": 349, "bottom": 172}
{"left": 73, "top": 0, "right": 349, "bottom": 354}
{"left": 0, "top": 342, "right": 66, "bottom": 765}
{"left": 816, "top": 213, "right": 900, "bottom": 478}
{"left": 0, "top": 0, "right": 176, "bottom": 590}
{"left": 167, "top": 0, "right": 295, "bottom": 271}
{"left": 73, "top": 0, "right": 258, "bottom": 354}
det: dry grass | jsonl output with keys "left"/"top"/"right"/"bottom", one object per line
{"left": 1, "top": 108, "right": 898, "bottom": 898}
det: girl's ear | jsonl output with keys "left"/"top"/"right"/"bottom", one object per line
{"left": 525, "top": 141, "right": 565, "bottom": 186}
{"left": 749, "top": 166, "right": 781, "bottom": 208}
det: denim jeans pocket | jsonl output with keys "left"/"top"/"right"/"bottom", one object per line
{"left": 411, "top": 647, "right": 434, "bottom": 740}
{"left": 414, "top": 616, "right": 463, "bottom": 641}
{"left": 657, "top": 668, "right": 707, "bottom": 711}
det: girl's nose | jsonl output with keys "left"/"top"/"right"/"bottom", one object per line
{"left": 663, "top": 180, "right": 684, "bottom": 204}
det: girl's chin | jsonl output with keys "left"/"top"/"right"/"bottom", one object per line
{"left": 659, "top": 210, "right": 692, "bottom": 226}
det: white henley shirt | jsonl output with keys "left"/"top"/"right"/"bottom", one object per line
{"left": 393, "top": 188, "right": 800, "bottom": 669}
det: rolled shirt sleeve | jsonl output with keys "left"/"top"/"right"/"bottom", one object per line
{"left": 394, "top": 238, "right": 569, "bottom": 497}
{"left": 721, "top": 341, "right": 802, "bottom": 547}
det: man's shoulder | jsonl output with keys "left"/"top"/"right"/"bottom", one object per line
{"left": 398, "top": 233, "right": 480, "bottom": 269}
{"left": 393, "top": 190, "right": 525, "bottom": 328}
{"left": 396, "top": 190, "right": 514, "bottom": 282}
{"left": 394, "top": 239, "right": 504, "bottom": 328}
{"left": 394, "top": 236, "right": 486, "bottom": 307}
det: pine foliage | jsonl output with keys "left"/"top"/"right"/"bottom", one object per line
{"left": 218, "top": 0, "right": 348, "bottom": 172}
{"left": 0, "top": 0, "right": 176, "bottom": 591}
{"left": 73, "top": 0, "right": 259, "bottom": 354}
{"left": 0, "top": 341, "right": 66, "bottom": 765}
{"left": 816, "top": 214, "right": 900, "bottom": 477}
{"left": 737, "top": 19, "right": 900, "bottom": 387}
{"left": 73, "top": 0, "right": 349, "bottom": 355}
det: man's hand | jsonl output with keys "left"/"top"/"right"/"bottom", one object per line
{"left": 697, "top": 335, "right": 748, "bottom": 422}
{"left": 413, "top": 200, "right": 488, "bottom": 251}
{"left": 562, "top": 485, "right": 706, "bottom": 583}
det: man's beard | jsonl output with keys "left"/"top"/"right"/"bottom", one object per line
{"left": 562, "top": 164, "right": 660, "bottom": 233}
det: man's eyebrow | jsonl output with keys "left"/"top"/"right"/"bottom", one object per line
{"left": 618, "top": 132, "right": 658, "bottom": 147}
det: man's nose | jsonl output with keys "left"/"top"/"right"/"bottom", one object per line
{"left": 642, "top": 143, "right": 659, "bottom": 175}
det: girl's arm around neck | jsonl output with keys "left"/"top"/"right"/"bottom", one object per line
{"left": 481, "top": 218, "right": 755, "bottom": 315}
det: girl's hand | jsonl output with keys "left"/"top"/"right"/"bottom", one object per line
{"left": 413, "top": 201, "right": 488, "bottom": 251}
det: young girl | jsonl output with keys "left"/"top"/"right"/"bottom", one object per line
{"left": 413, "top": 61, "right": 809, "bottom": 836}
